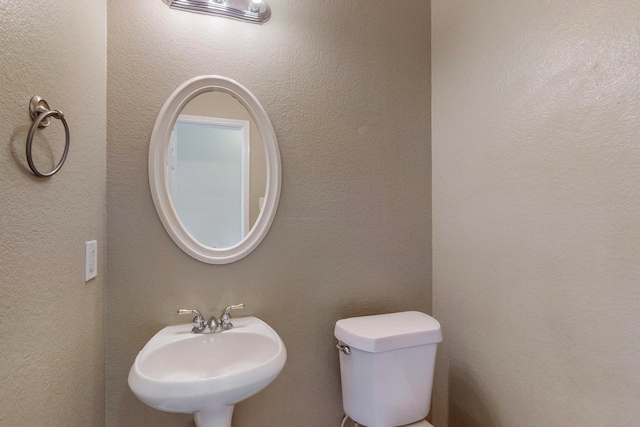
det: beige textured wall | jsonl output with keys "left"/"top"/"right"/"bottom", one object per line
{"left": 0, "top": 1, "right": 106, "bottom": 426}
{"left": 107, "top": 1, "right": 430, "bottom": 426}
{"left": 432, "top": 1, "right": 640, "bottom": 426}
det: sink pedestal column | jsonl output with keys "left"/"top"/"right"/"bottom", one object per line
{"left": 194, "top": 405, "right": 235, "bottom": 427}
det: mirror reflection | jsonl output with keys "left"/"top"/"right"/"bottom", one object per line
{"left": 168, "top": 91, "right": 267, "bottom": 249}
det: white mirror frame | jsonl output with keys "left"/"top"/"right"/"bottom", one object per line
{"left": 149, "top": 75, "right": 281, "bottom": 264}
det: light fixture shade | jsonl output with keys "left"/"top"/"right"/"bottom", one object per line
{"left": 162, "top": 0, "right": 271, "bottom": 24}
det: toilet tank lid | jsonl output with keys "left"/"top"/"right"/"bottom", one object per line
{"left": 334, "top": 311, "right": 442, "bottom": 353}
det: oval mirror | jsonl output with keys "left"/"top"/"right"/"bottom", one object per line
{"left": 149, "top": 76, "right": 281, "bottom": 264}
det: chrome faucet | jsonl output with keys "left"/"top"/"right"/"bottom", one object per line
{"left": 178, "top": 303, "right": 245, "bottom": 333}
{"left": 206, "top": 315, "right": 220, "bottom": 332}
{"left": 219, "top": 303, "right": 245, "bottom": 331}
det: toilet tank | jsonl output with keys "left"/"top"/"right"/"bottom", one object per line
{"left": 334, "top": 311, "right": 442, "bottom": 427}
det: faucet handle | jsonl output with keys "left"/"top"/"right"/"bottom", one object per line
{"left": 220, "top": 303, "right": 245, "bottom": 330}
{"left": 178, "top": 308, "right": 206, "bottom": 333}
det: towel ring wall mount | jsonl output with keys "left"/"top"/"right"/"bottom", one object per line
{"left": 26, "top": 95, "right": 70, "bottom": 177}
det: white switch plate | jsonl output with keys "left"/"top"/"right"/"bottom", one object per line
{"left": 85, "top": 240, "right": 98, "bottom": 281}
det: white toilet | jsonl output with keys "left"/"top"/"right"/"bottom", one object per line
{"left": 334, "top": 311, "right": 442, "bottom": 427}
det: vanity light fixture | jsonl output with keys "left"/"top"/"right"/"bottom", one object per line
{"left": 162, "top": 0, "right": 271, "bottom": 24}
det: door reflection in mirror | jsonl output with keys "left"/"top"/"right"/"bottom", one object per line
{"left": 166, "top": 90, "right": 267, "bottom": 250}
{"left": 169, "top": 115, "right": 250, "bottom": 248}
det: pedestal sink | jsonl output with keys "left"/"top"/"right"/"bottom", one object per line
{"left": 128, "top": 316, "right": 286, "bottom": 427}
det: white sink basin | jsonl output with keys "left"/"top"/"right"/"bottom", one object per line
{"left": 128, "top": 316, "right": 286, "bottom": 427}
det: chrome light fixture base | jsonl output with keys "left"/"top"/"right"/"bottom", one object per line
{"left": 163, "top": 0, "right": 271, "bottom": 24}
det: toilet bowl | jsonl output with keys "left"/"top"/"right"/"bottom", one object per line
{"left": 335, "top": 311, "right": 442, "bottom": 427}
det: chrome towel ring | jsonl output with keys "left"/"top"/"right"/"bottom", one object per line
{"left": 26, "top": 96, "right": 70, "bottom": 177}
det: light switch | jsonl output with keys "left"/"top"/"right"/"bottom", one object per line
{"left": 85, "top": 240, "right": 98, "bottom": 281}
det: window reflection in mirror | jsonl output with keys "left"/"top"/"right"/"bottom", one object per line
{"left": 168, "top": 91, "right": 267, "bottom": 249}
